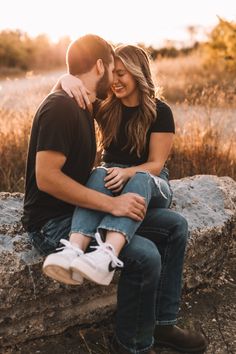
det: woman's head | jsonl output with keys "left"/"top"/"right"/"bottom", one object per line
{"left": 112, "top": 45, "right": 156, "bottom": 105}
{"left": 96, "top": 44, "right": 158, "bottom": 157}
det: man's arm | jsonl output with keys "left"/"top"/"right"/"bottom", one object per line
{"left": 36, "top": 150, "right": 146, "bottom": 221}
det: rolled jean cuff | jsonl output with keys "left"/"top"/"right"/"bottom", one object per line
{"left": 69, "top": 229, "right": 95, "bottom": 238}
{"left": 155, "top": 318, "right": 178, "bottom": 325}
{"left": 116, "top": 335, "right": 154, "bottom": 354}
{"left": 98, "top": 226, "right": 130, "bottom": 243}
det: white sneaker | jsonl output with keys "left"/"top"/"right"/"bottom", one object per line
{"left": 42, "top": 239, "right": 84, "bottom": 285}
{"left": 70, "top": 232, "right": 123, "bottom": 286}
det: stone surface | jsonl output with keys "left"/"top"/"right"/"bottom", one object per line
{"left": 170, "top": 175, "right": 236, "bottom": 289}
{"left": 0, "top": 175, "right": 235, "bottom": 348}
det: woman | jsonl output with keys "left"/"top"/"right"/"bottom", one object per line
{"left": 43, "top": 44, "right": 175, "bottom": 286}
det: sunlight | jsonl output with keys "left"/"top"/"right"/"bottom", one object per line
{"left": 0, "top": 0, "right": 235, "bottom": 45}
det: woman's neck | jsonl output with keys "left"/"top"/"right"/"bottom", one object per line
{"left": 120, "top": 95, "right": 139, "bottom": 107}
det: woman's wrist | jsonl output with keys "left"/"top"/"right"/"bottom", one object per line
{"left": 125, "top": 167, "right": 136, "bottom": 179}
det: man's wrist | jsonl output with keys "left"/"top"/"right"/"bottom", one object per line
{"left": 99, "top": 194, "right": 115, "bottom": 214}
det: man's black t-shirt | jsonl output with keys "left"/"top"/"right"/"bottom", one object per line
{"left": 102, "top": 99, "right": 175, "bottom": 165}
{"left": 22, "top": 91, "right": 96, "bottom": 232}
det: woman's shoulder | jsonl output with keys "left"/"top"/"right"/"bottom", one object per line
{"left": 150, "top": 98, "right": 175, "bottom": 133}
{"left": 155, "top": 98, "right": 173, "bottom": 117}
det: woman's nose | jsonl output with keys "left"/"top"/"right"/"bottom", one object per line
{"left": 113, "top": 73, "right": 119, "bottom": 84}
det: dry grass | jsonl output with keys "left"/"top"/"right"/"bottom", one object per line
{"left": 169, "top": 122, "right": 235, "bottom": 180}
{"left": 153, "top": 53, "right": 236, "bottom": 180}
{"left": 0, "top": 57, "right": 235, "bottom": 192}
{"left": 153, "top": 53, "right": 236, "bottom": 106}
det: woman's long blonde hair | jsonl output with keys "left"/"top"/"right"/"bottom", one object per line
{"left": 96, "top": 44, "right": 158, "bottom": 157}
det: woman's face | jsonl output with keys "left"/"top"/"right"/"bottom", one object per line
{"left": 111, "top": 58, "right": 139, "bottom": 105}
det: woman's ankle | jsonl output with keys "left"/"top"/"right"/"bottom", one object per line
{"left": 70, "top": 232, "right": 91, "bottom": 251}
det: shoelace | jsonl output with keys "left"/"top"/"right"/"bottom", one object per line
{"left": 89, "top": 232, "right": 124, "bottom": 269}
{"left": 56, "top": 239, "right": 84, "bottom": 256}
{"left": 151, "top": 175, "right": 168, "bottom": 199}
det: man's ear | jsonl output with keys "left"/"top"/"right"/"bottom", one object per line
{"left": 96, "top": 59, "right": 105, "bottom": 76}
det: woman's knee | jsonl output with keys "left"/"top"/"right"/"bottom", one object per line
{"left": 90, "top": 166, "right": 107, "bottom": 180}
{"left": 133, "top": 171, "right": 152, "bottom": 183}
{"left": 86, "top": 167, "right": 108, "bottom": 192}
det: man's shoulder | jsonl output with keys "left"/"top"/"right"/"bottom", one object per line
{"left": 40, "top": 90, "right": 77, "bottom": 111}
{"left": 35, "top": 90, "right": 87, "bottom": 123}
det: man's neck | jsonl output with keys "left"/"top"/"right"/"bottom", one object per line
{"left": 76, "top": 73, "right": 96, "bottom": 103}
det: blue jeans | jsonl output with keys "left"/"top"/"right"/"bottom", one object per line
{"left": 70, "top": 165, "right": 173, "bottom": 243}
{"left": 29, "top": 208, "right": 188, "bottom": 353}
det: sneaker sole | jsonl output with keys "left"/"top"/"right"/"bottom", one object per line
{"left": 70, "top": 259, "right": 114, "bottom": 286}
{"left": 43, "top": 263, "right": 82, "bottom": 285}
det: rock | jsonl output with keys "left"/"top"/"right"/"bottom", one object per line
{"left": 0, "top": 175, "right": 235, "bottom": 348}
{"left": 170, "top": 175, "right": 236, "bottom": 289}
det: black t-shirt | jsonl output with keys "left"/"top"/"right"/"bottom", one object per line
{"left": 22, "top": 91, "right": 96, "bottom": 232}
{"left": 102, "top": 99, "right": 175, "bottom": 165}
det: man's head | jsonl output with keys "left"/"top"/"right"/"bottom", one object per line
{"left": 66, "top": 34, "right": 115, "bottom": 99}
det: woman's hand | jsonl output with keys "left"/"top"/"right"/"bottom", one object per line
{"left": 60, "top": 74, "right": 91, "bottom": 110}
{"left": 104, "top": 167, "right": 131, "bottom": 193}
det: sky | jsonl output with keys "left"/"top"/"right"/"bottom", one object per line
{"left": 1, "top": 0, "right": 235, "bottom": 47}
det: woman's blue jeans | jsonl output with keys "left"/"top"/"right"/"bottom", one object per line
{"left": 29, "top": 166, "right": 188, "bottom": 353}
{"left": 70, "top": 164, "right": 173, "bottom": 242}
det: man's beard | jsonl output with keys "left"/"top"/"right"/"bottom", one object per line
{"left": 96, "top": 68, "right": 110, "bottom": 100}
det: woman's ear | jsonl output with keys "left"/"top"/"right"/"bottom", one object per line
{"left": 96, "top": 59, "right": 105, "bottom": 76}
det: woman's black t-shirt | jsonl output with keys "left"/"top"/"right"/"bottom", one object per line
{"left": 102, "top": 99, "right": 175, "bottom": 165}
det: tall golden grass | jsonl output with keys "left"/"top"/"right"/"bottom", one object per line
{"left": 0, "top": 55, "right": 235, "bottom": 192}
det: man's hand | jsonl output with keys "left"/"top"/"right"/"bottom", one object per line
{"left": 111, "top": 193, "right": 146, "bottom": 221}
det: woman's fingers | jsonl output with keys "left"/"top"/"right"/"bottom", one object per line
{"left": 81, "top": 88, "right": 91, "bottom": 108}
{"left": 65, "top": 87, "right": 91, "bottom": 109}
{"left": 104, "top": 168, "right": 116, "bottom": 182}
{"left": 63, "top": 87, "right": 73, "bottom": 98}
{"left": 74, "top": 89, "right": 85, "bottom": 108}
{"left": 104, "top": 172, "right": 119, "bottom": 184}
{"left": 112, "top": 185, "right": 124, "bottom": 193}
{"left": 106, "top": 178, "right": 123, "bottom": 190}
{"left": 75, "top": 87, "right": 90, "bottom": 109}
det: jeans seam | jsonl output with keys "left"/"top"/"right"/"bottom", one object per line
{"left": 138, "top": 226, "right": 169, "bottom": 237}
{"left": 156, "top": 319, "right": 177, "bottom": 325}
{"left": 117, "top": 257, "right": 154, "bottom": 353}
{"left": 69, "top": 230, "right": 94, "bottom": 238}
{"left": 135, "top": 271, "right": 144, "bottom": 351}
{"left": 115, "top": 335, "right": 154, "bottom": 354}
{"left": 155, "top": 232, "right": 171, "bottom": 321}
{"left": 98, "top": 226, "right": 130, "bottom": 243}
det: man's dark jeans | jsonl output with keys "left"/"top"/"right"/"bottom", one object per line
{"left": 29, "top": 208, "right": 188, "bottom": 354}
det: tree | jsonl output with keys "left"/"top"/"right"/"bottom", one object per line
{"left": 204, "top": 17, "right": 236, "bottom": 71}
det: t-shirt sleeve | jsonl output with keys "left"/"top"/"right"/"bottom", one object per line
{"left": 36, "top": 96, "right": 76, "bottom": 157}
{"left": 151, "top": 100, "right": 175, "bottom": 133}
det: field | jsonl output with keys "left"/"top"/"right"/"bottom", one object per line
{"left": 0, "top": 54, "right": 235, "bottom": 192}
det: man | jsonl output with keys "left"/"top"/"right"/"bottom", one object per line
{"left": 22, "top": 34, "right": 146, "bottom": 251}
{"left": 22, "top": 34, "right": 207, "bottom": 354}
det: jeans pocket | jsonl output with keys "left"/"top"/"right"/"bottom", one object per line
{"left": 29, "top": 231, "right": 55, "bottom": 256}
{"left": 30, "top": 215, "right": 72, "bottom": 256}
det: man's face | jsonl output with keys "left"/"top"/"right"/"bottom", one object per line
{"left": 96, "top": 56, "right": 115, "bottom": 99}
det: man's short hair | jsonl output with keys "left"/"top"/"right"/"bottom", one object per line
{"left": 66, "top": 34, "right": 114, "bottom": 75}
